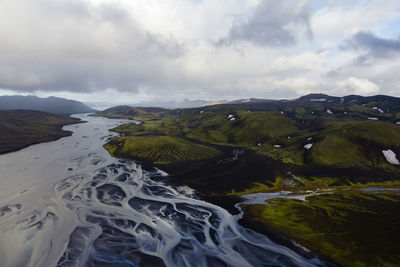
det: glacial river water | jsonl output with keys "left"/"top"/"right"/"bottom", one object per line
{"left": 0, "top": 114, "right": 325, "bottom": 267}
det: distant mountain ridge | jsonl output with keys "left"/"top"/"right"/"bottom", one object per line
{"left": 295, "top": 93, "right": 400, "bottom": 104}
{"left": 132, "top": 98, "right": 211, "bottom": 109}
{"left": 114, "top": 94, "right": 400, "bottom": 109}
{"left": 98, "top": 93, "right": 400, "bottom": 126}
{"left": 0, "top": 95, "right": 94, "bottom": 115}
{"left": 215, "top": 93, "right": 400, "bottom": 107}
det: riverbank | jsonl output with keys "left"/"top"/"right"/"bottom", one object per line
{"left": 0, "top": 110, "right": 82, "bottom": 154}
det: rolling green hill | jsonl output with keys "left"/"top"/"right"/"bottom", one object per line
{"left": 105, "top": 136, "right": 220, "bottom": 165}
{"left": 96, "top": 94, "right": 400, "bottom": 183}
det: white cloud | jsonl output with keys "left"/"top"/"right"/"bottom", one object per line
{"left": 0, "top": 0, "right": 399, "bottom": 103}
{"left": 311, "top": 0, "right": 400, "bottom": 42}
{"left": 272, "top": 77, "right": 320, "bottom": 95}
{"left": 271, "top": 52, "right": 327, "bottom": 73}
{"left": 336, "top": 77, "right": 380, "bottom": 95}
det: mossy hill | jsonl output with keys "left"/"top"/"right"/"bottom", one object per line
{"left": 0, "top": 110, "right": 81, "bottom": 154}
{"left": 104, "top": 136, "right": 220, "bottom": 165}
{"left": 96, "top": 94, "right": 400, "bottom": 186}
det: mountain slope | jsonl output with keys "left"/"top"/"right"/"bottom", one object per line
{"left": 0, "top": 110, "right": 81, "bottom": 154}
{"left": 133, "top": 98, "right": 211, "bottom": 109}
{"left": 0, "top": 95, "right": 94, "bottom": 115}
{"left": 95, "top": 93, "right": 400, "bottom": 188}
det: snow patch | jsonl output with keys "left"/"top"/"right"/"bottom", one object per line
{"left": 307, "top": 137, "right": 312, "bottom": 141}
{"left": 280, "top": 111, "right": 284, "bottom": 115}
{"left": 227, "top": 114, "right": 237, "bottom": 120}
{"left": 372, "top": 107, "right": 384, "bottom": 113}
{"left": 368, "top": 117, "right": 379, "bottom": 120}
{"left": 200, "top": 110, "right": 204, "bottom": 114}
{"left": 273, "top": 145, "right": 281, "bottom": 148}
{"left": 310, "top": 98, "right": 326, "bottom": 102}
{"left": 326, "top": 109, "right": 333, "bottom": 115}
{"left": 382, "top": 150, "right": 400, "bottom": 165}
{"left": 397, "top": 122, "right": 400, "bottom": 125}
{"left": 304, "top": 143, "right": 313, "bottom": 150}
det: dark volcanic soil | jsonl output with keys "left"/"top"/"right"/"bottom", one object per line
{"left": 162, "top": 149, "right": 279, "bottom": 195}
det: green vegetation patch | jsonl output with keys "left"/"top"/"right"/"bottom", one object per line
{"left": 310, "top": 121, "right": 400, "bottom": 170}
{"left": 254, "top": 119, "right": 400, "bottom": 171}
{"left": 243, "top": 191, "right": 400, "bottom": 267}
{"left": 104, "top": 136, "right": 221, "bottom": 165}
{"left": 187, "top": 111, "right": 298, "bottom": 146}
{"left": 93, "top": 106, "right": 171, "bottom": 121}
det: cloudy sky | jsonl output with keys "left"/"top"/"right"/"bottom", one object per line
{"left": 1, "top": 0, "right": 400, "bottom": 105}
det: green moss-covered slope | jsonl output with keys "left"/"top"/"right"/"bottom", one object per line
{"left": 98, "top": 96, "right": 400, "bottom": 185}
{"left": 105, "top": 136, "right": 221, "bottom": 165}
{"left": 243, "top": 190, "right": 400, "bottom": 267}
{"left": 186, "top": 111, "right": 298, "bottom": 145}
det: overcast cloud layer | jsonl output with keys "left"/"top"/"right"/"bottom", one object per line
{"left": 1, "top": 0, "right": 400, "bottom": 104}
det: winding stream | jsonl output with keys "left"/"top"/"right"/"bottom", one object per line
{"left": 0, "top": 115, "right": 324, "bottom": 267}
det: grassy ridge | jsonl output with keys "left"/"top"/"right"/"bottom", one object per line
{"left": 253, "top": 119, "right": 400, "bottom": 170}
{"left": 243, "top": 190, "right": 400, "bottom": 267}
{"left": 105, "top": 136, "right": 220, "bottom": 165}
{"left": 310, "top": 121, "right": 400, "bottom": 169}
{"left": 0, "top": 110, "right": 81, "bottom": 154}
{"left": 186, "top": 111, "right": 298, "bottom": 145}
